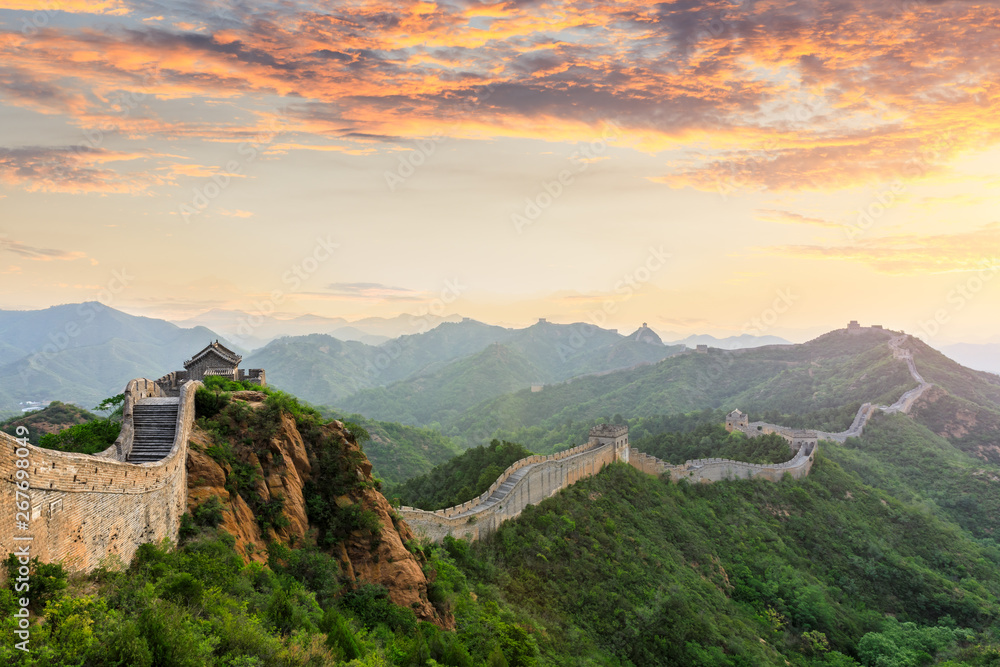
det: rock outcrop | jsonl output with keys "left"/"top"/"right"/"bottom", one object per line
{"left": 185, "top": 397, "right": 450, "bottom": 627}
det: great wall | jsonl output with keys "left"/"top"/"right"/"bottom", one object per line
{"left": 0, "top": 325, "right": 930, "bottom": 569}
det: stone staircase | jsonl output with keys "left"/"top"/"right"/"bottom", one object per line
{"left": 127, "top": 397, "right": 180, "bottom": 463}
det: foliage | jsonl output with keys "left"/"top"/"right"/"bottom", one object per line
{"left": 33, "top": 394, "right": 124, "bottom": 455}
{"left": 391, "top": 439, "right": 534, "bottom": 510}
{"left": 94, "top": 393, "right": 126, "bottom": 418}
{"left": 444, "top": 330, "right": 916, "bottom": 450}
{"left": 322, "top": 411, "right": 461, "bottom": 486}
{"left": 3, "top": 554, "right": 68, "bottom": 612}
{"left": 0, "top": 401, "right": 99, "bottom": 444}
{"left": 634, "top": 421, "right": 794, "bottom": 465}
{"left": 36, "top": 418, "right": 121, "bottom": 455}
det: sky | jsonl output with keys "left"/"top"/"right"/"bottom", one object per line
{"left": 0, "top": 0, "right": 998, "bottom": 344}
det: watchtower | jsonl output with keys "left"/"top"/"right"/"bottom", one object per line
{"left": 726, "top": 409, "right": 749, "bottom": 432}
{"left": 588, "top": 423, "right": 629, "bottom": 463}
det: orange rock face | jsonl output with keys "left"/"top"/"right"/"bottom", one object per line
{"left": 185, "top": 397, "right": 450, "bottom": 627}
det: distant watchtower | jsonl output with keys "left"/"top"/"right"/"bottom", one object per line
{"left": 726, "top": 409, "right": 749, "bottom": 432}
{"left": 588, "top": 423, "right": 629, "bottom": 463}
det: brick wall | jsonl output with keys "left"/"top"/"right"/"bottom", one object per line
{"left": 400, "top": 439, "right": 622, "bottom": 542}
{"left": 629, "top": 442, "right": 817, "bottom": 484}
{"left": 0, "top": 380, "right": 199, "bottom": 571}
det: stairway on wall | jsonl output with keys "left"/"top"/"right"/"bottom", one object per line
{"left": 127, "top": 397, "right": 180, "bottom": 463}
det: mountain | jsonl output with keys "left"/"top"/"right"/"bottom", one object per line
{"left": 338, "top": 343, "right": 545, "bottom": 426}
{"left": 242, "top": 334, "right": 378, "bottom": 404}
{"left": 938, "top": 342, "right": 1000, "bottom": 375}
{"left": 0, "top": 400, "right": 98, "bottom": 443}
{"left": 339, "top": 312, "right": 464, "bottom": 338}
{"left": 328, "top": 326, "right": 391, "bottom": 346}
{"left": 446, "top": 328, "right": 920, "bottom": 451}
{"left": 14, "top": 340, "right": 1000, "bottom": 665}
{"left": 0, "top": 302, "right": 228, "bottom": 416}
{"left": 320, "top": 409, "right": 462, "bottom": 485}
{"left": 176, "top": 309, "right": 463, "bottom": 350}
{"left": 669, "top": 332, "right": 793, "bottom": 349}
{"left": 175, "top": 309, "right": 350, "bottom": 349}
{"left": 336, "top": 321, "right": 685, "bottom": 428}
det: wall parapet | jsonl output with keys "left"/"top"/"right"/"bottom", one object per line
{"left": 400, "top": 436, "right": 623, "bottom": 542}
{"left": 629, "top": 442, "right": 817, "bottom": 483}
{"left": 0, "top": 379, "right": 200, "bottom": 571}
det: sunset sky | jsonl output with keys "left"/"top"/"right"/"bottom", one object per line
{"left": 0, "top": 0, "right": 998, "bottom": 344}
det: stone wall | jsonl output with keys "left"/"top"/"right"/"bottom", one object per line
{"left": 399, "top": 440, "right": 621, "bottom": 542}
{"left": 629, "top": 442, "right": 816, "bottom": 483}
{"left": 0, "top": 380, "right": 199, "bottom": 571}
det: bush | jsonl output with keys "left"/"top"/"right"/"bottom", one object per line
{"left": 192, "top": 496, "right": 225, "bottom": 528}
{"left": 195, "top": 388, "right": 230, "bottom": 420}
{"left": 340, "top": 583, "right": 417, "bottom": 633}
{"left": 37, "top": 419, "right": 122, "bottom": 455}
{"left": 4, "top": 554, "right": 67, "bottom": 612}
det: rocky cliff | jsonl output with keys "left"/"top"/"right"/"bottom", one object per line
{"left": 185, "top": 391, "right": 450, "bottom": 627}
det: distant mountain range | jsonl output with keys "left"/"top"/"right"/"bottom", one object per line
{"left": 937, "top": 342, "right": 1000, "bottom": 375}
{"left": 174, "top": 308, "right": 461, "bottom": 349}
{"left": 667, "top": 333, "right": 792, "bottom": 349}
{"left": 0, "top": 304, "right": 687, "bottom": 418}
{"left": 0, "top": 303, "right": 231, "bottom": 414}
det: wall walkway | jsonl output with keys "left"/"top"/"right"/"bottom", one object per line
{"left": 0, "top": 379, "right": 199, "bottom": 571}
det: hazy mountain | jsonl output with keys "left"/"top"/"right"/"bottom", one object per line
{"left": 669, "top": 333, "right": 792, "bottom": 349}
{"left": 339, "top": 343, "right": 544, "bottom": 426}
{"left": 242, "top": 334, "right": 378, "bottom": 404}
{"left": 937, "top": 342, "right": 1000, "bottom": 375}
{"left": 336, "top": 321, "right": 685, "bottom": 426}
{"left": 0, "top": 302, "right": 228, "bottom": 415}
{"left": 175, "top": 309, "right": 349, "bottom": 350}
{"left": 447, "top": 328, "right": 1000, "bottom": 456}
{"left": 177, "top": 309, "right": 464, "bottom": 350}
{"left": 328, "top": 326, "right": 391, "bottom": 346}
{"left": 340, "top": 312, "right": 464, "bottom": 338}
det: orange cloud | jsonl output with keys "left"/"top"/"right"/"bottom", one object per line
{"left": 0, "top": 0, "right": 997, "bottom": 195}
{"left": 765, "top": 223, "right": 1000, "bottom": 275}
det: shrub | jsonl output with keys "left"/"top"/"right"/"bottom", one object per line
{"left": 4, "top": 554, "right": 68, "bottom": 612}
{"left": 192, "top": 496, "right": 225, "bottom": 528}
{"left": 340, "top": 583, "right": 417, "bottom": 633}
{"left": 37, "top": 419, "right": 122, "bottom": 455}
{"left": 195, "top": 388, "right": 230, "bottom": 420}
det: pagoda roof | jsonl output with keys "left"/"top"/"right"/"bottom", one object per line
{"left": 184, "top": 340, "right": 242, "bottom": 369}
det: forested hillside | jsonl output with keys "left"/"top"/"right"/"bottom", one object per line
{"left": 447, "top": 329, "right": 915, "bottom": 451}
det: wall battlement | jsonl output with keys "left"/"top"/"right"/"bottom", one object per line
{"left": 629, "top": 442, "right": 816, "bottom": 483}
{"left": 0, "top": 379, "right": 199, "bottom": 571}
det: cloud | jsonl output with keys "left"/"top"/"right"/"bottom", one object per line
{"left": 755, "top": 209, "right": 843, "bottom": 228}
{"left": 0, "top": 146, "right": 163, "bottom": 193}
{"left": 321, "top": 282, "right": 425, "bottom": 302}
{"left": 0, "top": 234, "right": 86, "bottom": 261}
{"left": 765, "top": 223, "right": 1000, "bottom": 275}
{"left": 0, "top": 0, "right": 997, "bottom": 192}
